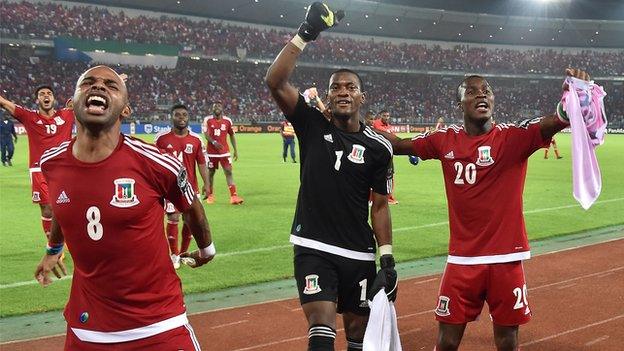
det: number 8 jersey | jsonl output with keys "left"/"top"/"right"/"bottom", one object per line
{"left": 40, "top": 135, "right": 196, "bottom": 343}
{"left": 411, "top": 119, "right": 550, "bottom": 265}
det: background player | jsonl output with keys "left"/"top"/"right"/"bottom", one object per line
{"left": 280, "top": 118, "right": 297, "bottom": 163}
{"left": 202, "top": 102, "right": 243, "bottom": 205}
{"left": 372, "top": 110, "right": 398, "bottom": 204}
{"left": 544, "top": 137, "right": 563, "bottom": 159}
{"left": 435, "top": 117, "right": 446, "bottom": 130}
{"left": 266, "top": 3, "right": 398, "bottom": 350}
{"left": 1, "top": 112, "right": 18, "bottom": 166}
{"left": 0, "top": 86, "right": 74, "bottom": 253}
{"left": 34, "top": 65, "right": 215, "bottom": 350}
{"left": 380, "top": 69, "right": 590, "bottom": 350}
{"left": 156, "top": 103, "right": 210, "bottom": 269}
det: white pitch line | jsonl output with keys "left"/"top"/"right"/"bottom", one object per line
{"left": 520, "top": 314, "right": 624, "bottom": 346}
{"left": 0, "top": 275, "right": 73, "bottom": 289}
{"left": 210, "top": 319, "right": 248, "bottom": 329}
{"left": 2, "top": 198, "right": 622, "bottom": 290}
{"left": 529, "top": 266, "right": 624, "bottom": 291}
{"left": 585, "top": 335, "right": 610, "bottom": 346}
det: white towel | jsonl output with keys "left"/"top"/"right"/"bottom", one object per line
{"left": 363, "top": 289, "right": 402, "bottom": 351}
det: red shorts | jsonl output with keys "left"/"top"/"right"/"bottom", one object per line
{"left": 64, "top": 324, "right": 201, "bottom": 350}
{"left": 435, "top": 261, "right": 531, "bottom": 326}
{"left": 207, "top": 156, "right": 231, "bottom": 170}
{"left": 29, "top": 169, "right": 49, "bottom": 204}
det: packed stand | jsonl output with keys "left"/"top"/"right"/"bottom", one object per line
{"left": 2, "top": 1, "right": 623, "bottom": 76}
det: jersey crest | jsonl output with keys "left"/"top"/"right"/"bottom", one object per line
{"left": 184, "top": 144, "right": 194, "bottom": 154}
{"left": 54, "top": 116, "right": 66, "bottom": 125}
{"left": 347, "top": 144, "right": 366, "bottom": 164}
{"left": 110, "top": 178, "right": 140, "bottom": 208}
{"left": 476, "top": 145, "right": 494, "bottom": 166}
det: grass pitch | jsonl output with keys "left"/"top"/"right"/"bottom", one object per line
{"left": 1, "top": 133, "right": 622, "bottom": 316}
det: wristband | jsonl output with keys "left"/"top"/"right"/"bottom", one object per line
{"left": 198, "top": 242, "right": 216, "bottom": 258}
{"left": 378, "top": 244, "right": 392, "bottom": 256}
{"left": 46, "top": 242, "right": 64, "bottom": 255}
{"left": 290, "top": 34, "right": 308, "bottom": 51}
{"left": 556, "top": 102, "right": 569, "bottom": 122}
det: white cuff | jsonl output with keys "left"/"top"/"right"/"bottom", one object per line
{"left": 199, "top": 242, "right": 216, "bottom": 258}
{"left": 290, "top": 34, "right": 307, "bottom": 51}
{"left": 378, "top": 244, "right": 393, "bottom": 256}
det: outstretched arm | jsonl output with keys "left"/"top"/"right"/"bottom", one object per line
{"left": 373, "top": 129, "right": 414, "bottom": 155}
{"left": 539, "top": 68, "right": 591, "bottom": 140}
{"left": 0, "top": 94, "right": 17, "bottom": 116}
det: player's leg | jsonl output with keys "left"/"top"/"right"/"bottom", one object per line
{"left": 283, "top": 138, "right": 288, "bottom": 162}
{"left": 180, "top": 222, "right": 192, "bottom": 254}
{"left": 552, "top": 140, "right": 562, "bottom": 159}
{"left": 434, "top": 263, "right": 487, "bottom": 350}
{"left": 295, "top": 247, "right": 339, "bottom": 350}
{"left": 487, "top": 261, "right": 531, "bottom": 351}
{"left": 223, "top": 158, "right": 243, "bottom": 205}
{"left": 1, "top": 141, "right": 7, "bottom": 165}
{"left": 166, "top": 205, "right": 180, "bottom": 269}
{"left": 6, "top": 141, "right": 14, "bottom": 166}
{"left": 290, "top": 139, "right": 297, "bottom": 162}
{"left": 206, "top": 159, "right": 216, "bottom": 203}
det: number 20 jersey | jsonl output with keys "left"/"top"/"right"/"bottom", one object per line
{"left": 40, "top": 135, "right": 196, "bottom": 340}
{"left": 411, "top": 120, "right": 550, "bottom": 265}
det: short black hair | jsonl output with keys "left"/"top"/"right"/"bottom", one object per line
{"left": 170, "top": 103, "right": 187, "bottom": 113}
{"left": 330, "top": 68, "right": 364, "bottom": 91}
{"left": 456, "top": 75, "right": 487, "bottom": 102}
{"left": 34, "top": 85, "right": 54, "bottom": 98}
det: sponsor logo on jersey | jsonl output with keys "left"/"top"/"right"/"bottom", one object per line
{"left": 54, "top": 116, "right": 65, "bottom": 125}
{"left": 324, "top": 134, "right": 333, "bottom": 143}
{"left": 444, "top": 151, "right": 455, "bottom": 159}
{"left": 32, "top": 191, "right": 41, "bottom": 202}
{"left": 435, "top": 296, "right": 451, "bottom": 316}
{"left": 347, "top": 144, "right": 366, "bottom": 164}
{"left": 220, "top": 124, "right": 227, "bottom": 131}
{"left": 184, "top": 144, "right": 194, "bottom": 154}
{"left": 36, "top": 120, "right": 43, "bottom": 125}
{"left": 110, "top": 178, "right": 140, "bottom": 208}
{"left": 56, "top": 191, "right": 70, "bottom": 204}
{"left": 476, "top": 146, "right": 494, "bottom": 166}
{"left": 303, "top": 274, "right": 322, "bottom": 295}
{"left": 166, "top": 144, "right": 173, "bottom": 149}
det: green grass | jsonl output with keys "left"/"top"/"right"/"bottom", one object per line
{"left": 1, "top": 133, "right": 623, "bottom": 317}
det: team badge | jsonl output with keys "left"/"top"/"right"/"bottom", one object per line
{"left": 303, "top": 274, "right": 322, "bottom": 295}
{"left": 435, "top": 296, "right": 451, "bottom": 316}
{"left": 347, "top": 144, "right": 366, "bottom": 164}
{"left": 54, "top": 116, "right": 65, "bottom": 125}
{"left": 184, "top": 144, "right": 194, "bottom": 154}
{"left": 110, "top": 178, "right": 140, "bottom": 208}
{"left": 32, "top": 191, "right": 41, "bottom": 202}
{"left": 475, "top": 146, "right": 494, "bottom": 166}
{"left": 221, "top": 124, "right": 227, "bottom": 131}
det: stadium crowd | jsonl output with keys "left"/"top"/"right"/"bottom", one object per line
{"left": 2, "top": 1, "right": 623, "bottom": 76}
{"left": 2, "top": 54, "right": 622, "bottom": 127}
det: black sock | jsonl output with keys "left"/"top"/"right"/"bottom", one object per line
{"left": 308, "top": 324, "right": 336, "bottom": 351}
{"left": 347, "top": 337, "right": 363, "bottom": 350}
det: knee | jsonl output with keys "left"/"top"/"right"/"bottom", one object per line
{"left": 40, "top": 205, "right": 53, "bottom": 219}
{"left": 437, "top": 333, "right": 462, "bottom": 351}
{"left": 344, "top": 319, "right": 366, "bottom": 341}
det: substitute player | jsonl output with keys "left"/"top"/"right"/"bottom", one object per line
{"left": 0, "top": 86, "right": 74, "bottom": 242}
{"left": 266, "top": 3, "right": 398, "bottom": 350}
{"left": 372, "top": 110, "right": 398, "bottom": 205}
{"left": 35, "top": 65, "right": 215, "bottom": 350}
{"left": 381, "top": 69, "right": 591, "bottom": 351}
{"left": 202, "top": 102, "right": 243, "bottom": 205}
{"left": 155, "top": 104, "right": 210, "bottom": 269}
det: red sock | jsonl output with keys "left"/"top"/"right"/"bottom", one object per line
{"left": 228, "top": 184, "right": 238, "bottom": 196}
{"left": 180, "top": 224, "right": 192, "bottom": 253}
{"left": 166, "top": 220, "right": 179, "bottom": 255}
{"left": 208, "top": 185, "right": 213, "bottom": 195}
{"left": 41, "top": 217, "right": 52, "bottom": 240}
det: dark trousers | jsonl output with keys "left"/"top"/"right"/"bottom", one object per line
{"left": 283, "top": 138, "right": 296, "bottom": 160}
{"left": 1, "top": 140, "right": 14, "bottom": 163}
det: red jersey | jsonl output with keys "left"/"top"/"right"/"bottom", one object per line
{"left": 202, "top": 115, "right": 233, "bottom": 157}
{"left": 155, "top": 130, "right": 206, "bottom": 192}
{"left": 372, "top": 119, "right": 393, "bottom": 134}
{"left": 411, "top": 119, "right": 550, "bottom": 264}
{"left": 13, "top": 106, "right": 74, "bottom": 168}
{"left": 40, "top": 135, "right": 196, "bottom": 342}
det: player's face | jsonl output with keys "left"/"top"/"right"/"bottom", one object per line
{"left": 212, "top": 103, "right": 223, "bottom": 116}
{"left": 73, "top": 66, "right": 130, "bottom": 131}
{"left": 172, "top": 108, "right": 189, "bottom": 130}
{"left": 36, "top": 89, "right": 55, "bottom": 112}
{"left": 380, "top": 112, "right": 390, "bottom": 123}
{"left": 328, "top": 72, "right": 365, "bottom": 120}
{"left": 458, "top": 77, "right": 494, "bottom": 122}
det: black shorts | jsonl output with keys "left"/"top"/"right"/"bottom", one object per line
{"left": 293, "top": 246, "right": 377, "bottom": 315}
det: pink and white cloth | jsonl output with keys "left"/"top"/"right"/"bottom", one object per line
{"left": 561, "top": 76, "right": 608, "bottom": 210}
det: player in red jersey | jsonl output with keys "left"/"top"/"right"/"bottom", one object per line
{"left": 202, "top": 102, "right": 243, "bottom": 204}
{"left": 155, "top": 104, "right": 210, "bottom": 269}
{"left": 372, "top": 110, "right": 398, "bottom": 205}
{"left": 0, "top": 86, "right": 74, "bottom": 243}
{"left": 381, "top": 69, "right": 590, "bottom": 351}
{"left": 34, "top": 65, "right": 215, "bottom": 350}
{"left": 544, "top": 137, "right": 563, "bottom": 159}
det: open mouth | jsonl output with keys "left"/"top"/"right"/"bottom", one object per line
{"left": 85, "top": 94, "right": 109, "bottom": 115}
{"left": 475, "top": 101, "right": 489, "bottom": 113}
{"left": 335, "top": 99, "right": 351, "bottom": 107}
{"left": 43, "top": 99, "right": 51, "bottom": 104}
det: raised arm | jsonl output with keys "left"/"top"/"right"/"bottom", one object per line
{"left": 265, "top": 2, "right": 344, "bottom": 116}
{"left": 540, "top": 68, "right": 591, "bottom": 140}
{"left": 0, "top": 94, "right": 17, "bottom": 116}
{"left": 373, "top": 129, "right": 415, "bottom": 155}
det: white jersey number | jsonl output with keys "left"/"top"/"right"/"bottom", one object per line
{"left": 453, "top": 162, "right": 477, "bottom": 185}
{"left": 513, "top": 284, "right": 529, "bottom": 310}
{"left": 334, "top": 151, "right": 344, "bottom": 171}
{"left": 359, "top": 279, "right": 368, "bottom": 302}
{"left": 86, "top": 206, "right": 104, "bottom": 241}
{"left": 213, "top": 129, "right": 221, "bottom": 137}
{"left": 45, "top": 124, "right": 57, "bottom": 134}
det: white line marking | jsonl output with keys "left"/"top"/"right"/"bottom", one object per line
{"left": 398, "top": 309, "right": 435, "bottom": 319}
{"left": 585, "top": 335, "right": 610, "bottom": 346}
{"left": 413, "top": 278, "right": 438, "bottom": 285}
{"left": 0, "top": 333, "right": 65, "bottom": 345}
{"left": 556, "top": 283, "right": 576, "bottom": 290}
{"left": 0, "top": 275, "right": 72, "bottom": 289}
{"left": 520, "top": 314, "right": 624, "bottom": 346}
{"left": 231, "top": 326, "right": 346, "bottom": 351}
{"left": 210, "top": 320, "right": 248, "bottom": 329}
{"left": 529, "top": 266, "right": 624, "bottom": 291}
